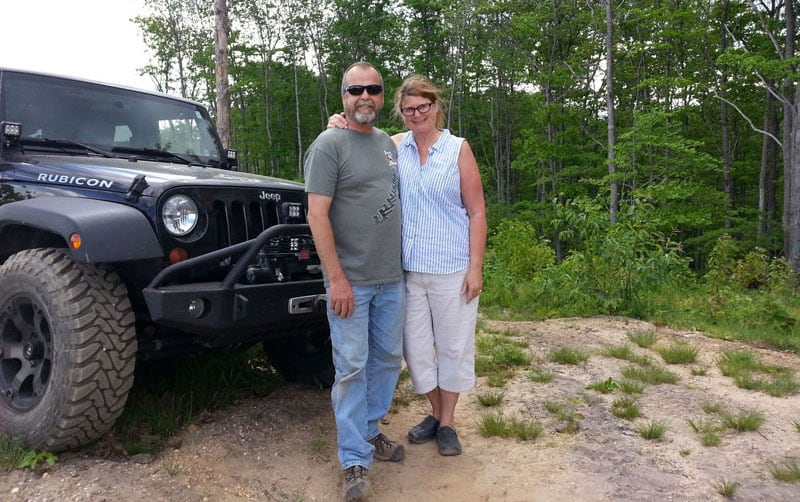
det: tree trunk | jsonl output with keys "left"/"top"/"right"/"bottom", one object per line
{"left": 214, "top": 0, "right": 231, "bottom": 149}
{"left": 720, "top": 0, "right": 732, "bottom": 229}
{"left": 759, "top": 90, "right": 779, "bottom": 237}
{"left": 604, "top": 0, "right": 618, "bottom": 224}
{"left": 783, "top": 0, "right": 800, "bottom": 271}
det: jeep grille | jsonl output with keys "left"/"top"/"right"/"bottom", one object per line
{"left": 212, "top": 199, "right": 283, "bottom": 246}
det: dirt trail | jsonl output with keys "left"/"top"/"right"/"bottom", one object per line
{"left": 2, "top": 317, "right": 800, "bottom": 501}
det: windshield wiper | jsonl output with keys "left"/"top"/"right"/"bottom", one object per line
{"left": 19, "top": 137, "right": 117, "bottom": 158}
{"left": 110, "top": 146, "right": 200, "bottom": 165}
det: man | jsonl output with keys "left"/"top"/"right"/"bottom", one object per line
{"left": 304, "top": 62, "right": 405, "bottom": 502}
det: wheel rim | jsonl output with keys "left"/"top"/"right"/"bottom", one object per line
{"left": 0, "top": 295, "right": 53, "bottom": 411}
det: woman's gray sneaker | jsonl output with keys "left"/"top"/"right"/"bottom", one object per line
{"left": 407, "top": 415, "right": 439, "bottom": 444}
{"left": 437, "top": 426, "right": 462, "bottom": 456}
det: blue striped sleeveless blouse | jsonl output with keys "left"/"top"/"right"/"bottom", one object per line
{"left": 398, "top": 129, "right": 470, "bottom": 274}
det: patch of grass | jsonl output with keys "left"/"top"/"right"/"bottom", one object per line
{"left": 611, "top": 396, "right": 641, "bottom": 420}
{"left": 527, "top": 366, "right": 555, "bottom": 383}
{"left": 309, "top": 439, "right": 328, "bottom": 452}
{"left": 687, "top": 419, "right": 724, "bottom": 446}
{"left": 478, "top": 414, "right": 507, "bottom": 437}
{"left": 586, "top": 377, "right": 619, "bottom": 394}
{"left": 628, "top": 331, "right": 657, "bottom": 348}
{"left": 717, "top": 350, "right": 759, "bottom": 375}
{"left": 715, "top": 480, "right": 739, "bottom": 498}
{"left": 543, "top": 401, "right": 583, "bottom": 434}
{"left": 702, "top": 402, "right": 723, "bottom": 414}
{"left": 770, "top": 460, "right": 800, "bottom": 482}
{"left": 475, "top": 355, "right": 495, "bottom": 376}
{"left": 548, "top": 346, "right": 590, "bottom": 365}
{"left": 477, "top": 392, "right": 505, "bottom": 407}
{"left": 794, "top": 420, "right": 800, "bottom": 433}
{"left": 486, "top": 369, "right": 515, "bottom": 388}
{"left": 112, "top": 344, "right": 283, "bottom": 454}
{"left": 723, "top": 409, "right": 765, "bottom": 432}
{"left": 699, "top": 431, "right": 721, "bottom": 446}
{"left": 717, "top": 350, "right": 799, "bottom": 397}
{"left": 655, "top": 342, "right": 699, "bottom": 364}
{"left": 544, "top": 401, "right": 565, "bottom": 414}
{"left": 509, "top": 418, "right": 544, "bottom": 440}
{"left": 617, "top": 380, "right": 647, "bottom": 394}
{"left": 398, "top": 367, "right": 411, "bottom": 382}
{"left": 636, "top": 421, "right": 667, "bottom": 440}
{"left": 601, "top": 345, "right": 651, "bottom": 365}
{"left": 476, "top": 335, "right": 532, "bottom": 367}
{"left": 621, "top": 364, "right": 679, "bottom": 385}
{"left": 690, "top": 366, "right": 708, "bottom": 376}
{"left": 0, "top": 437, "right": 57, "bottom": 470}
{"left": 478, "top": 414, "right": 543, "bottom": 441}
{"left": 763, "top": 376, "right": 800, "bottom": 397}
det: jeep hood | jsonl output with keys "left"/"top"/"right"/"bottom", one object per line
{"left": 2, "top": 154, "right": 305, "bottom": 194}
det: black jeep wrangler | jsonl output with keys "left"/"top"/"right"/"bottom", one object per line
{"left": 0, "top": 68, "right": 331, "bottom": 451}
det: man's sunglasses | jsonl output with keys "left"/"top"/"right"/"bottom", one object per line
{"left": 345, "top": 84, "right": 383, "bottom": 96}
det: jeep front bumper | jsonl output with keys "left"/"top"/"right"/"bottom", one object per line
{"left": 143, "top": 224, "right": 327, "bottom": 336}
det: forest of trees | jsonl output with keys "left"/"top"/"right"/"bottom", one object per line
{"left": 133, "top": 0, "right": 799, "bottom": 279}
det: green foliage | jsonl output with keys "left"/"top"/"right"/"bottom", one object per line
{"left": 15, "top": 450, "right": 57, "bottom": 469}
{"left": 486, "top": 219, "right": 555, "bottom": 281}
{"left": 0, "top": 436, "right": 57, "bottom": 471}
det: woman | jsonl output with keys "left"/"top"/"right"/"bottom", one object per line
{"left": 330, "top": 75, "right": 486, "bottom": 456}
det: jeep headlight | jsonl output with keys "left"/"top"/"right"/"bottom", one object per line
{"left": 162, "top": 194, "right": 199, "bottom": 236}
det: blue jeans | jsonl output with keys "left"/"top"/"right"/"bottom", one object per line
{"left": 327, "top": 280, "right": 405, "bottom": 469}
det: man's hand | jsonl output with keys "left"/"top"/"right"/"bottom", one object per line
{"left": 327, "top": 275, "right": 355, "bottom": 318}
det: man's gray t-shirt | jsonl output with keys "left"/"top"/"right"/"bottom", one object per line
{"left": 304, "top": 127, "right": 402, "bottom": 286}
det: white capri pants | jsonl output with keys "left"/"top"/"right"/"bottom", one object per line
{"left": 403, "top": 269, "right": 478, "bottom": 394}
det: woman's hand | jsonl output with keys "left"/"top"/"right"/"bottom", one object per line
{"left": 462, "top": 266, "right": 483, "bottom": 304}
{"left": 327, "top": 112, "right": 349, "bottom": 129}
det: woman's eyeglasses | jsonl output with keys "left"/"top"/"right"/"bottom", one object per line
{"left": 345, "top": 84, "right": 383, "bottom": 96}
{"left": 400, "top": 102, "right": 433, "bottom": 116}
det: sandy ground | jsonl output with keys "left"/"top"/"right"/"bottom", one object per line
{"left": 2, "top": 316, "right": 800, "bottom": 501}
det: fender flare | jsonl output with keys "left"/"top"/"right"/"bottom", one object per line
{"left": 0, "top": 197, "right": 163, "bottom": 263}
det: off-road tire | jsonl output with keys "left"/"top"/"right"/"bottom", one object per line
{"left": 0, "top": 248, "right": 136, "bottom": 451}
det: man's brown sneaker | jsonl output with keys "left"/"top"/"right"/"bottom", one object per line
{"left": 343, "top": 465, "right": 370, "bottom": 501}
{"left": 368, "top": 432, "right": 405, "bottom": 462}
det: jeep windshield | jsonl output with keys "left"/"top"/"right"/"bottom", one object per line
{"left": 0, "top": 70, "right": 224, "bottom": 167}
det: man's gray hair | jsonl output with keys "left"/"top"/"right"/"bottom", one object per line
{"left": 341, "top": 62, "right": 384, "bottom": 94}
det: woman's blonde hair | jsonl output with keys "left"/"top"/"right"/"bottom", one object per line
{"left": 393, "top": 75, "right": 447, "bottom": 129}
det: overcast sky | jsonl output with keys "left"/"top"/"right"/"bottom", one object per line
{"left": 2, "top": 0, "right": 156, "bottom": 91}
